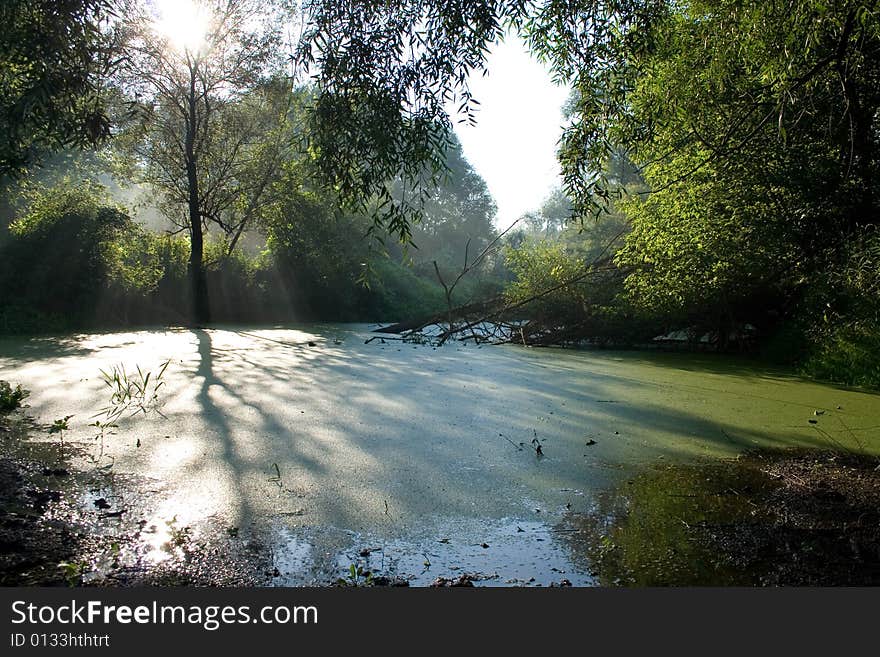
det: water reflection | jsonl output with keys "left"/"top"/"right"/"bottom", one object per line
{"left": 270, "top": 517, "right": 596, "bottom": 587}
{"left": 557, "top": 451, "right": 880, "bottom": 586}
{"left": 3, "top": 325, "right": 879, "bottom": 586}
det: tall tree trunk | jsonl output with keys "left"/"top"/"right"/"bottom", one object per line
{"left": 185, "top": 61, "right": 210, "bottom": 325}
{"left": 188, "top": 192, "right": 208, "bottom": 325}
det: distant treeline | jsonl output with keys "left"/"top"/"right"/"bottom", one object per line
{"left": 0, "top": 138, "right": 505, "bottom": 333}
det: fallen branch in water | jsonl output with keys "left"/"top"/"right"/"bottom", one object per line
{"left": 373, "top": 227, "right": 630, "bottom": 348}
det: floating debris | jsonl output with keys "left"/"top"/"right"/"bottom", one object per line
{"left": 431, "top": 574, "right": 475, "bottom": 587}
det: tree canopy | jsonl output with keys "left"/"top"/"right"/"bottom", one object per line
{"left": 0, "top": 0, "right": 117, "bottom": 176}
{"left": 3, "top": 0, "right": 880, "bottom": 384}
{"left": 112, "top": 0, "right": 290, "bottom": 323}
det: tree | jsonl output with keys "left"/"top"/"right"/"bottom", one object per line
{"left": 543, "top": 1, "right": 880, "bottom": 229}
{"left": 295, "top": 1, "right": 523, "bottom": 241}
{"left": 521, "top": 187, "right": 571, "bottom": 238}
{"left": 0, "top": 0, "right": 118, "bottom": 176}
{"left": 297, "top": 1, "right": 880, "bottom": 355}
{"left": 294, "top": 1, "right": 681, "bottom": 227}
{"left": 408, "top": 135, "right": 497, "bottom": 273}
{"left": 604, "top": 3, "right": 880, "bottom": 344}
{"left": 298, "top": 1, "right": 880, "bottom": 221}
{"left": 616, "top": 154, "right": 802, "bottom": 337}
{"left": 113, "top": 0, "right": 289, "bottom": 324}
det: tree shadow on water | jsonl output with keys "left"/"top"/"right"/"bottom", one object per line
{"left": 191, "top": 329, "right": 332, "bottom": 523}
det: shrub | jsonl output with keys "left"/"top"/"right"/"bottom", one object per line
{"left": 0, "top": 380, "right": 28, "bottom": 413}
{"left": 800, "top": 227, "right": 880, "bottom": 389}
{"left": 802, "top": 322, "right": 880, "bottom": 389}
{"left": 0, "top": 179, "right": 134, "bottom": 324}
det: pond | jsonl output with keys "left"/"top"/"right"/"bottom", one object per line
{"left": 1, "top": 324, "right": 878, "bottom": 585}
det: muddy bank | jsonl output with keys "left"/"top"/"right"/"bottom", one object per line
{"left": 567, "top": 449, "right": 880, "bottom": 585}
{"left": 0, "top": 410, "right": 274, "bottom": 587}
{"left": 1, "top": 407, "right": 590, "bottom": 588}
{"left": 0, "top": 417, "right": 76, "bottom": 586}
{"left": 4, "top": 396, "right": 880, "bottom": 586}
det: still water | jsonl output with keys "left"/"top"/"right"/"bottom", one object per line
{"left": 1, "top": 324, "right": 877, "bottom": 585}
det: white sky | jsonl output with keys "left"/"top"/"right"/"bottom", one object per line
{"left": 450, "top": 35, "right": 570, "bottom": 230}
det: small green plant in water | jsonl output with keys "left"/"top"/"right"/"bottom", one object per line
{"left": 88, "top": 419, "right": 118, "bottom": 465}
{"left": 163, "top": 515, "right": 191, "bottom": 551}
{"left": 58, "top": 561, "right": 86, "bottom": 587}
{"left": 87, "top": 359, "right": 170, "bottom": 466}
{"left": 337, "top": 563, "right": 374, "bottom": 587}
{"left": 0, "top": 380, "right": 29, "bottom": 413}
{"left": 268, "top": 462, "right": 283, "bottom": 490}
{"left": 48, "top": 415, "right": 74, "bottom": 454}
{"left": 97, "top": 359, "right": 170, "bottom": 423}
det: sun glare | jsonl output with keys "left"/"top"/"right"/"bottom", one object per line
{"left": 153, "top": 0, "right": 211, "bottom": 53}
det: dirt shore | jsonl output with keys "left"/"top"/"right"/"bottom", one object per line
{"left": 0, "top": 410, "right": 271, "bottom": 586}
{"left": 569, "top": 449, "right": 880, "bottom": 585}
{"left": 3, "top": 406, "right": 879, "bottom": 586}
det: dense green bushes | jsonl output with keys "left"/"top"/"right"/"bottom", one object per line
{"left": 0, "top": 380, "right": 28, "bottom": 413}
{"left": 0, "top": 179, "right": 492, "bottom": 333}
{"left": 798, "top": 227, "right": 880, "bottom": 388}
{"left": 802, "top": 323, "right": 880, "bottom": 389}
{"left": 0, "top": 180, "right": 149, "bottom": 330}
{"left": 501, "top": 236, "right": 656, "bottom": 346}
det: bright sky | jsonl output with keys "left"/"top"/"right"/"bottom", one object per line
{"left": 153, "top": 0, "right": 210, "bottom": 52}
{"left": 450, "top": 35, "right": 570, "bottom": 230}
{"left": 152, "top": 2, "right": 567, "bottom": 231}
